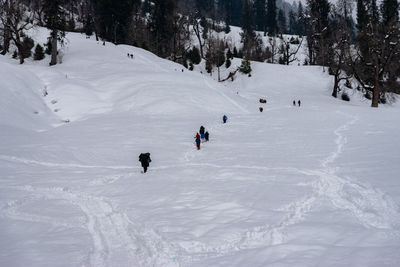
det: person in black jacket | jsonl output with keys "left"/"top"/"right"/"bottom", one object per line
{"left": 199, "top": 126, "right": 205, "bottom": 140}
{"left": 138, "top": 153, "right": 151, "bottom": 173}
{"left": 205, "top": 131, "right": 209, "bottom": 142}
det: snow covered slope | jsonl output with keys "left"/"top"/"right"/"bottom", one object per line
{"left": 0, "top": 57, "right": 57, "bottom": 131}
{"left": 1, "top": 29, "right": 400, "bottom": 267}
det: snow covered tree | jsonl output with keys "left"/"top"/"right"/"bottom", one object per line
{"left": 0, "top": 0, "right": 33, "bottom": 64}
{"left": 327, "top": 13, "right": 352, "bottom": 98}
{"left": 352, "top": 0, "right": 400, "bottom": 107}
{"left": 238, "top": 58, "right": 252, "bottom": 74}
{"left": 296, "top": 1, "right": 305, "bottom": 35}
{"left": 307, "top": 0, "right": 331, "bottom": 65}
{"left": 43, "top": 0, "right": 66, "bottom": 66}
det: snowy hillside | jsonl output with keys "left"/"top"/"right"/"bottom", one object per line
{"left": 1, "top": 29, "right": 400, "bottom": 267}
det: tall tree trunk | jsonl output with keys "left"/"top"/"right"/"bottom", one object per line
{"left": 50, "top": 33, "right": 58, "bottom": 66}
{"left": 1, "top": 4, "right": 11, "bottom": 55}
{"left": 371, "top": 56, "right": 379, "bottom": 107}
{"left": 332, "top": 71, "right": 339, "bottom": 98}
{"left": 1, "top": 27, "right": 11, "bottom": 55}
{"left": 16, "top": 42, "right": 24, "bottom": 64}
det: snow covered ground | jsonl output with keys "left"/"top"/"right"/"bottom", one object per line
{"left": 1, "top": 30, "right": 400, "bottom": 267}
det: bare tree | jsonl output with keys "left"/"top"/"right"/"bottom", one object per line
{"left": 328, "top": 27, "right": 351, "bottom": 97}
{"left": 0, "top": 0, "right": 33, "bottom": 64}
{"left": 171, "top": 14, "right": 191, "bottom": 63}
{"left": 191, "top": 13, "right": 206, "bottom": 58}
{"left": 352, "top": 20, "right": 400, "bottom": 107}
{"left": 266, "top": 37, "right": 279, "bottom": 63}
{"left": 279, "top": 36, "right": 304, "bottom": 65}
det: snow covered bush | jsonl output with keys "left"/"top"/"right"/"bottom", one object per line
{"left": 34, "top": 44, "right": 45, "bottom": 60}
{"left": 186, "top": 47, "right": 201, "bottom": 65}
{"left": 239, "top": 59, "right": 252, "bottom": 74}
{"left": 341, "top": 92, "right": 350, "bottom": 101}
{"left": 21, "top": 37, "right": 35, "bottom": 59}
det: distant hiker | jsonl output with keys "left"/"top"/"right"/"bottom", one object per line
{"left": 205, "top": 131, "right": 209, "bottom": 142}
{"left": 293, "top": 100, "right": 296, "bottom": 106}
{"left": 130, "top": 54, "right": 133, "bottom": 59}
{"left": 223, "top": 115, "right": 228, "bottom": 124}
{"left": 195, "top": 133, "right": 201, "bottom": 150}
{"left": 127, "top": 53, "right": 130, "bottom": 57}
{"left": 298, "top": 100, "right": 301, "bottom": 107}
{"left": 199, "top": 126, "right": 205, "bottom": 140}
{"left": 138, "top": 153, "right": 151, "bottom": 173}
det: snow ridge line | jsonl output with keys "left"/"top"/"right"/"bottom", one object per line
{"left": 0, "top": 195, "right": 85, "bottom": 229}
{"left": 6, "top": 185, "right": 181, "bottom": 267}
{"left": 0, "top": 155, "right": 135, "bottom": 170}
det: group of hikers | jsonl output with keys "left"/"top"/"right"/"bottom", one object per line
{"left": 138, "top": 115, "right": 228, "bottom": 173}
{"left": 139, "top": 97, "right": 304, "bottom": 173}
{"left": 293, "top": 100, "right": 301, "bottom": 107}
{"left": 195, "top": 126, "right": 209, "bottom": 150}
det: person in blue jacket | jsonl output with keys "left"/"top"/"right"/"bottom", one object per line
{"left": 199, "top": 126, "right": 205, "bottom": 141}
{"left": 223, "top": 115, "right": 228, "bottom": 123}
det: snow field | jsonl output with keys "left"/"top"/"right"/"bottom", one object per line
{"left": 1, "top": 29, "right": 400, "bottom": 267}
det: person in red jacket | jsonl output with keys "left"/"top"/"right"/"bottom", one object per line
{"left": 195, "top": 133, "right": 201, "bottom": 150}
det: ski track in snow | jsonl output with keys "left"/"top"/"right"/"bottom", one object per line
{"left": 1, "top": 185, "right": 182, "bottom": 267}
{"left": 175, "top": 112, "right": 400, "bottom": 262}
{"left": 2, "top": 112, "right": 400, "bottom": 265}
{"left": 300, "top": 112, "right": 400, "bottom": 230}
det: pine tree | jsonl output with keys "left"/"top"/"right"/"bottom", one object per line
{"left": 149, "top": 0, "right": 176, "bottom": 57}
{"left": 381, "top": 0, "right": 399, "bottom": 26}
{"left": 43, "top": 0, "right": 66, "bottom": 66}
{"left": 195, "top": 0, "right": 214, "bottom": 16}
{"left": 241, "top": 0, "right": 254, "bottom": 36}
{"left": 224, "top": 0, "right": 233, "bottom": 26}
{"left": 297, "top": 1, "right": 305, "bottom": 35}
{"left": 21, "top": 37, "right": 34, "bottom": 59}
{"left": 232, "top": 0, "right": 243, "bottom": 26}
{"left": 288, "top": 10, "right": 297, "bottom": 34}
{"left": 254, "top": 0, "right": 266, "bottom": 32}
{"left": 277, "top": 9, "right": 287, "bottom": 34}
{"left": 307, "top": 0, "right": 331, "bottom": 65}
{"left": 239, "top": 58, "right": 252, "bottom": 74}
{"left": 94, "top": 0, "right": 139, "bottom": 44}
{"left": 34, "top": 44, "right": 45, "bottom": 60}
{"left": 266, "top": 0, "right": 277, "bottom": 36}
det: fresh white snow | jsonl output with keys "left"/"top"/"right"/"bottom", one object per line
{"left": 1, "top": 29, "right": 400, "bottom": 267}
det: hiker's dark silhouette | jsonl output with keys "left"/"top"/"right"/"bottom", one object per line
{"left": 138, "top": 153, "right": 151, "bottom": 173}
